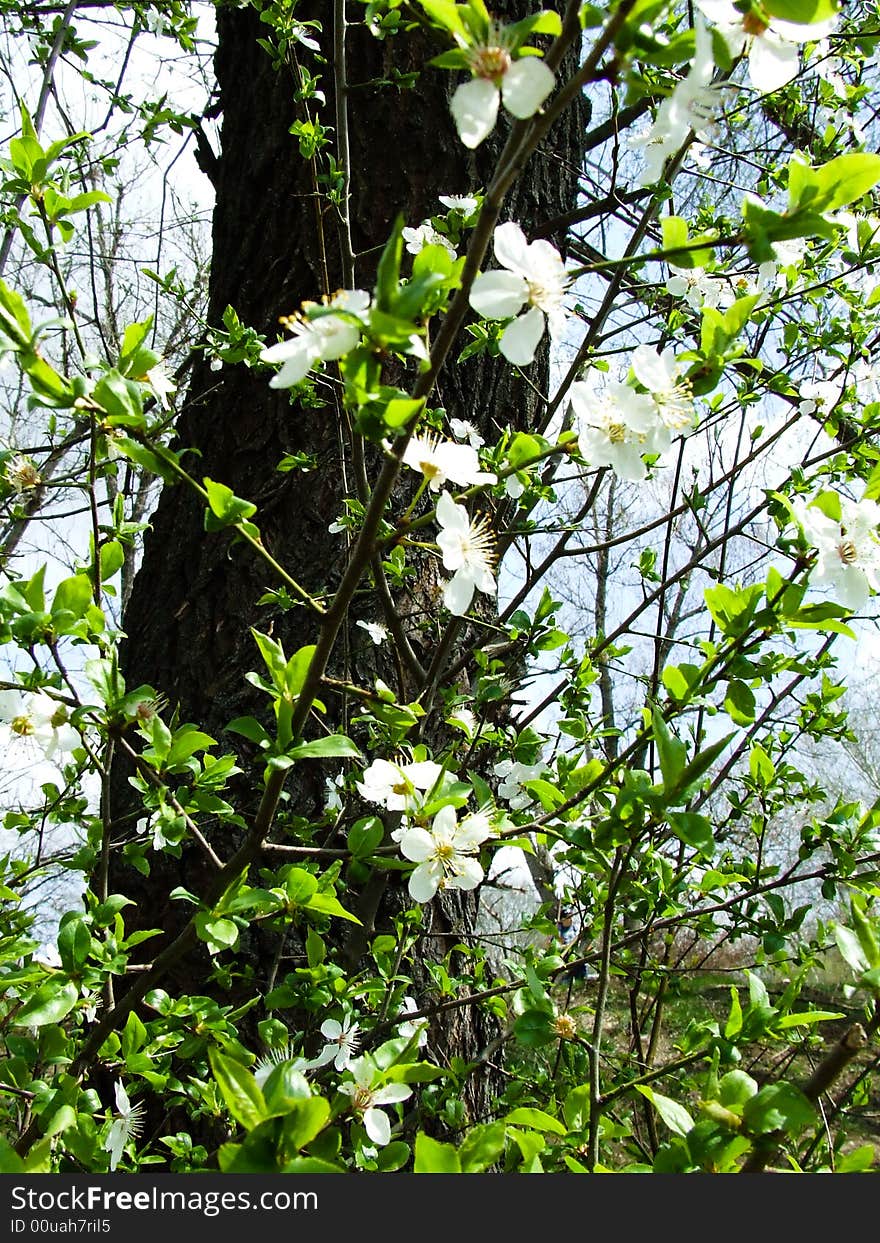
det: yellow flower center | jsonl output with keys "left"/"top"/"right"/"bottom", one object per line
{"left": 742, "top": 10, "right": 769, "bottom": 37}
{"left": 10, "top": 713, "right": 35, "bottom": 738}
{"left": 838, "top": 538, "right": 858, "bottom": 565}
{"left": 472, "top": 45, "right": 511, "bottom": 81}
{"left": 553, "top": 1014, "right": 578, "bottom": 1040}
{"left": 351, "top": 1086, "right": 372, "bottom": 1113}
{"left": 608, "top": 422, "right": 627, "bottom": 444}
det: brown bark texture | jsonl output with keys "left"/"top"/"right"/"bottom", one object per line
{"left": 107, "top": 0, "right": 585, "bottom": 1141}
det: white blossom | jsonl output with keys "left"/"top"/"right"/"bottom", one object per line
{"left": 339, "top": 1058, "right": 412, "bottom": 1147}
{"left": 398, "top": 996, "right": 429, "bottom": 1047}
{"left": 450, "top": 26, "right": 554, "bottom": 149}
{"left": 0, "top": 690, "right": 79, "bottom": 769}
{"left": 666, "top": 265, "right": 726, "bottom": 310}
{"left": 403, "top": 433, "right": 496, "bottom": 491}
{"left": 398, "top": 804, "right": 493, "bottom": 903}
{"left": 253, "top": 1045, "right": 313, "bottom": 1088}
{"left": 261, "top": 289, "right": 370, "bottom": 388}
{"left": 570, "top": 378, "right": 666, "bottom": 482}
{"left": 505, "top": 473, "right": 526, "bottom": 499}
{"left": 144, "top": 362, "right": 177, "bottom": 410}
{"left": 469, "top": 221, "right": 568, "bottom": 366}
{"left": 402, "top": 221, "right": 456, "bottom": 257}
{"left": 356, "top": 619, "right": 389, "bottom": 645}
{"left": 632, "top": 345, "right": 697, "bottom": 434}
{"left": 795, "top": 493, "right": 880, "bottom": 611}
{"left": 4, "top": 453, "right": 41, "bottom": 493}
{"left": 494, "top": 758, "right": 547, "bottom": 810}
{"left": 104, "top": 1082, "right": 146, "bottom": 1172}
{"left": 449, "top": 418, "right": 484, "bottom": 448}
{"left": 698, "top": 0, "right": 837, "bottom": 94}
{"left": 439, "top": 194, "right": 479, "bottom": 215}
{"left": 798, "top": 377, "right": 845, "bottom": 418}
{"left": 324, "top": 772, "right": 345, "bottom": 812}
{"left": 312, "top": 1016, "right": 361, "bottom": 1071}
{"left": 630, "top": 15, "right": 719, "bottom": 186}
{"left": 356, "top": 757, "right": 445, "bottom": 812}
{"left": 435, "top": 490, "right": 496, "bottom": 616}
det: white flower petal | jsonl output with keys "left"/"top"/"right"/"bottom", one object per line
{"left": 373, "top": 1083, "right": 412, "bottom": 1106}
{"left": 469, "top": 270, "right": 528, "bottom": 320}
{"left": 449, "top": 856, "right": 484, "bottom": 891}
{"left": 269, "top": 345, "right": 317, "bottom": 389}
{"left": 408, "top": 861, "right": 442, "bottom": 902}
{"left": 492, "top": 221, "right": 531, "bottom": 274}
{"left": 450, "top": 78, "right": 500, "bottom": 149}
{"left": 501, "top": 57, "right": 555, "bottom": 119}
{"left": 399, "top": 826, "right": 436, "bottom": 863}
{"left": 748, "top": 33, "right": 799, "bottom": 94}
{"left": 436, "top": 490, "right": 469, "bottom": 536}
{"left": 408, "top": 760, "right": 444, "bottom": 789}
{"left": 363, "top": 1106, "right": 391, "bottom": 1147}
{"left": 443, "top": 570, "right": 476, "bottom": 616}
{"left": 499, "top": 307, "right": 546, "bottom": 365}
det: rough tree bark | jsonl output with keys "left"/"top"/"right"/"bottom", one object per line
{"left": 108, "top": 0, "right": 584, "bottom": 1145}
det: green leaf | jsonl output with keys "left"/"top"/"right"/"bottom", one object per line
{"left": 788, "top": 152, "right": 880, "bottom": 216}
{"left": 513, "top": 1009, "right": 555, "bottom": 1047}
{"left": 652, "top": 707, "right": 687, "bottom": 791}
{"left": 305, "top": 927, "right": 325, "bottom": 967}
{"left": 288, "top": 734, "right": 362, "bottom": 761}
{"left": 375, "top": 215, "right": 405, "bottom": 313}
{"left": 203, "top": 477, "right": 258, "bottom": 528}
{"left": 281, "top": 1097, "right": 330, "bottom": 1149}
{"left": 285, "top": 868, "right": 319, "bottom": 905}
{"left": 418, "top": 0, "right": 468, "bottom": 38}
{"left": 16, "top": 980, "right": 78, "bottom": 1027}
{"left": 834, "top": 923, "right": 869, "bottom": 976}
{"left": 0, "top": 279, "right": 33, "bottom": 346}
{"left": 719, "top": 1070, "right": 758, "bottom": 1109}
{"left": 57, "top": 917, "right": 91, "bottom": 973}
{"left": 414, "top": 1132, "right": 461, "bottom": 1173}
{"left": 194, "top": 914, "right": 240, "bottom": 955}
{"left": 725, "top": 986, "right": 743, "bottom": 1039}
{"left": 303, "top": 892, "right": 362, "bottom": 924}
{"left": 673, "top": 731, "right": 735, "bottom": 801}
{"left": 503, "top": 1107, "right": 566, "bottom": 1136}
{"left": 226, "top": 716, "right": 272, "bottom": 747}
{"left": 507, "top": 431, "right": 544, "bottom": 469}
{"left": 0, "top": 1136, "right": 26, "bottom": 1172}
{"left": 209, "top": 1047, "right": 267, "bottom": 1131}
{"left": 93, "top": 370, "right": 144, "bottom": 427}
{"left": 724, "top": 679, "right": 756, "bottom": 725}
{"left": 110, "top": 436, "right": 180, "bottom": 483}
{"left": 284, "top": 644, "right": 316, "bottom": 698}
{"left": 635, "top": 1085, "right": 694, "bottom": 1138}
{"left": 660, "top": 215, "right": 714, "bottom": 268}
{"left": 850, "top": 897, "right": 880, "bottom": 969}
{"left": 667, "top": 811, "right": 714, "bottom": 858}
{"left": 458, "top": 1121, "right": 507, "bottom": 1172}
{"left": 775, "top": 1010, "right": 844, "bottom": 1029}
{"left": 742, "top": 1083, "right": 815, "bottom": 1136}
{"left": 99, "top": 540, "right": 125, "bottom": 581}
{"left": 763, "top": 0, "right": 839, "bottom": 24}
{"left": 347, "top": 816, "right": 384, "bottom": 858}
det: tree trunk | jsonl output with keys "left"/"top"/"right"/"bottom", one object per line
{"left": 108, "top": 1, "right": 584, "bottom": 1147}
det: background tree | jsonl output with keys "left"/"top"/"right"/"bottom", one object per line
{"left": 4, "top": 0, "right": 880, "bottom": 1177}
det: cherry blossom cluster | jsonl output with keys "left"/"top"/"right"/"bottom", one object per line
{"left": 356, "top": 755, "right": 495, "bottom": 903}
{"left": 569, "top": 346, "right": 697, "bottom": 482}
